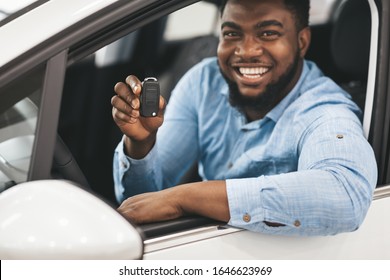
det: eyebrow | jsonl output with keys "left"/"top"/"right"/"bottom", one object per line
{"left": 256, "top": 20, "right": 284, "bottom": 29}
{"left": 221, "top": 21, "right": 241, "bottom": 30}
{"left": 221, "top": 20, "right": 284, "bottom": 30}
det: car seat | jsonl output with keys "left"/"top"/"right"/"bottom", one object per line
{"left": 330, "top": 0, "right": 371, "bottom": 110}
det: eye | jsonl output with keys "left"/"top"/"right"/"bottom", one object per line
{"left": 222, "top": 31, "right": 241, "bottom": 39}
{"left": 259, "top": 30, "right": 280, "bottom": 40}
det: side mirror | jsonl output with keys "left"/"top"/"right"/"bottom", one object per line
{"left": 0, "top": 180, "right": 143, "bottom": 259}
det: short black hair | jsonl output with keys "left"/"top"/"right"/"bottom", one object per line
{"left": 219, "top": 0, "right": 310, "bottom": 31}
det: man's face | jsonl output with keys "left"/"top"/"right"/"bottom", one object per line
{"left": 217, "top": 0, "right": 310, "bottom": 113}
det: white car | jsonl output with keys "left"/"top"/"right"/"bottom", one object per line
{"left": 0, "top": 0, "right": 389, "bottom": 259}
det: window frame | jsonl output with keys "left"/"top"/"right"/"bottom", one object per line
{"left": 28, "top": 50, "right": 68, "bottom": 181}
{"left": 370, "top": 0, "right": 390, "bottom": 185}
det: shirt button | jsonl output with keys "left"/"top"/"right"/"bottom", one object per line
{"left": 227, "top": 162, "right": 233, "bottom": 169}
{"left": 294, "top": 220, "right": 301, "bottom": 227}
{"left": 336, "top": 134, "right": 344, "bottom": 139}
{"left": 243, "top": 213, "right": 251, "bottom": 223}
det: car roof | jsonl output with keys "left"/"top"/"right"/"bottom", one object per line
{"left": 0, "top": 0, "right": 118, "bottom": 68}
{"left": 0, "top": 0, "right": 341, "bottom": 70}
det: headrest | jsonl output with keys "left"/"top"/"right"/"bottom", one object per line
{"left": 330, "top": 0, "right": 371, "bottom": 82}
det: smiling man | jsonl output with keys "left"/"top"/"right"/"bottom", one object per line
{"left": 218, "top": 0, "right": 309, "bottom": 121}
{"left": 111, "top": 0, "right": 377, "bottom": 236}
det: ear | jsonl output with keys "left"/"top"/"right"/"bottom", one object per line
{"left": 298, "top": 27, "right": 311, "bottom": 58}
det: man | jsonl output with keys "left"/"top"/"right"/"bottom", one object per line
{"left": 111, "top": 0, "right": 377, "bottom": 235}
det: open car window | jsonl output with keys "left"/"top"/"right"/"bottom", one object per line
{"left": 65, "top": 0, "right": 372, "bottom": 238}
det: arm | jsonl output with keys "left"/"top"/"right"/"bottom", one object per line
{"left": 117, "top": 181, "right": 229, "bottom": 224}
{"left": 113, "top": 69, "right": 201, "bottom": 201}
{"left": 226, "top": 116, "right": 377, "bottom": 235}
{"left": 112, "top": 75, "right": 166, "bottom": 201}
{"left": 118, "top": 115, "right": 377, "bottom": 236}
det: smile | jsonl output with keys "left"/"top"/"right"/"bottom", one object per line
{"left": 238, "top": 67, "right": 271, "bottom": 79}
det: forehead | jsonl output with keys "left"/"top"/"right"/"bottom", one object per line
{"left": 222, "top": 0, "right": 294, "bottom": 26}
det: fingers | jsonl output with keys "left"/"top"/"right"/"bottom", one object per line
{"left": 113, "top": 75, "right": 142, "bottom": 107}
{"left": 117, "top": 190, "right": 183, "bottom": 224}
{"left": 117, "top": 194, "right": 156, "bottom": 224}
{"left": 112, "top": 76, "right": 142, "bottom": 123}
{"left": 113, "top": 76, "right": 166, "bottom": 118}
{"left": 114, "top": 81, "right": 139, "bottom": 108}
{"left": 157, "top": 95, "right": 166, "bottom": 117}
{"left": 111, "top": 94, "right": 139, "bottom": 124}
{"left": 125, "top": 75, "right": 142, "bottom": 96}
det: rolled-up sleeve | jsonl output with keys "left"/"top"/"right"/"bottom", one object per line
{"left": 226, "top": 116, "right": 377, "bottom": 236}
{"left": 113, "top": 136, "right": 162, "bottom": 203}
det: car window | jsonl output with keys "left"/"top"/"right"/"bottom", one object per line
{"left": 163, "top": 1, "right": 219, "bottom": 41}
{"left": 310, "top": 0, "right": 339, "bottom": 25}
{"left": 0, "top": 65, "right": 45, "bottom": 192}
{"left": 61, "top": 0, "right": 375, "bottom": 204}
{"left": 163, "top": 0, "right": 339, "bottom": 42}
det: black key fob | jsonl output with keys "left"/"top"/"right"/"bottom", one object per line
{"left": 140, "top": 77, "right": 160, "bottom": 117}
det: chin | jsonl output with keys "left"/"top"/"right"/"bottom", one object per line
{"left": 237, "top": 87, "right": 266, "bottom": 98}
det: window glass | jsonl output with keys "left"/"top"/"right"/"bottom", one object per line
{"left": 163, "top": 0, "right": 339, "bottom": 42}
{"left": 310, "top": 0, "right": 338, "bottom": 25}
{"left": 0, "top": 65, "right": 45, "bottom": 191}
{"left": 163, "top": 1, "right": 219, "bottom": 41}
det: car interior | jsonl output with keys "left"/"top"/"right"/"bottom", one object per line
{"left": 54, "top": 0, "right": 371, "bottom": 238}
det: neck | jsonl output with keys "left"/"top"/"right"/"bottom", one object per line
{"left": 244, "top": 107, "right": 267, "bottom": 122}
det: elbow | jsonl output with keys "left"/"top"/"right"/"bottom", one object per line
{"left": 326, "top": 164, "right": 377, "bottom": 234}
{"left": 332, "top": 181, "right": 375, "bottom": 234}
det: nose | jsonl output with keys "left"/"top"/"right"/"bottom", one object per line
{"left": 234, "top": 36, "right": 263, "bottom": 58}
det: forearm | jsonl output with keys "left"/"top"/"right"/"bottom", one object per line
{"left": 175, "top": 181, "right": 230, "bottom": 222}
{"left": 117, "top": 180, "right": 230, "bottom": 224}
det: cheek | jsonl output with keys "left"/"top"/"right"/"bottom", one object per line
{"left": 267, "top": 45, "right": 297, "bottom": 77}
{"left": 217, "top": 43, "right": 234, "bottom": 74}
{"left": 217, "top": 43, "right": 230, "bottom": 62}
{"left": 269, "top": 39, "right": 299, "bottom": 62}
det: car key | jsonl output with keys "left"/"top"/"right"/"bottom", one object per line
{"left": 140, "top": 77, "right": 160, "bottom": 117}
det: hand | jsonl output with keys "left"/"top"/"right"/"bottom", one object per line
{"left": 111, "top": 75, "right": 166, "bottom": 157}
{"left": 117, "top": 188, "right": 184, "bottom": 224}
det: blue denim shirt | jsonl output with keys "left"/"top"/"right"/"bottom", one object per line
{"left": 114, "top": 58, "right": 377, "bottom": 236}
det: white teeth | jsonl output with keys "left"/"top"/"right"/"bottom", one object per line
{"left": 239, "top": 67, "right": 269, "bottom": 76}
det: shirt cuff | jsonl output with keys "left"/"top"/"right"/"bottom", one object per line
{"left": 226, "top": 176, "right": 303, "bottom": 235}
{"left": 226, "top": 177, "right": 265, "bottom": 229}
{"left": 113, "top": 136, "right": 159, "bottom": 202}
{"left": 115, "top": 135, "right": 158, "bottom": 174}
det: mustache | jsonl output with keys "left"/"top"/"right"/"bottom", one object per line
{"left": 231, "top": 57, "right": 269, "bottom": 64}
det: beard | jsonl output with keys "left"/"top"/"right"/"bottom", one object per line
{"left": 220, "top": 51, "right": 301, "bottom": 116}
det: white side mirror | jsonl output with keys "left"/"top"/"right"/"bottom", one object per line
{"left": 0, "top": 180, "right": 143, "bottom": 259}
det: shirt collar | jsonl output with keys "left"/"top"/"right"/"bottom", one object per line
{"left": 265, "top": 61, "right": 309, "bottom": 123}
